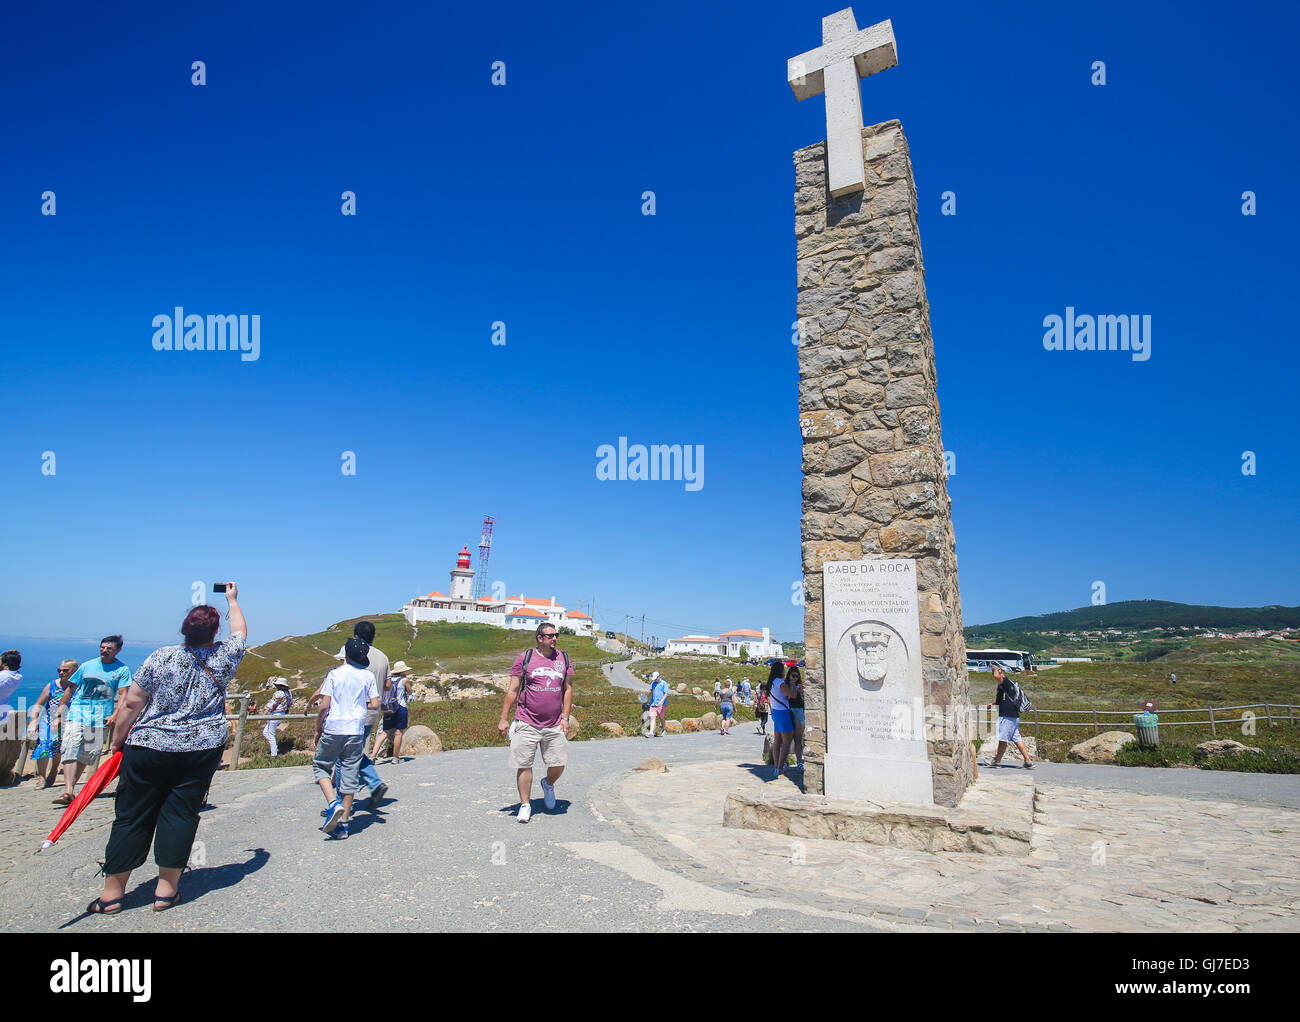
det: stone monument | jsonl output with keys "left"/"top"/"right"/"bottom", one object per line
{"left": 789, "top": 9, "right": 972, "bottom": 807}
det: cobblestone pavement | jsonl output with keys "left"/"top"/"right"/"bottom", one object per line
{"left": 0, "top": 733, "right": 905, "bottom": 933}
{"left": 603, "top": 758, "right": 1300, "bottom": 932}
{"left": 1, "top": 777, "right": 120, "bottom": 886}
{"left": 3, "top": 728, "right": 1297, "bottom": 932}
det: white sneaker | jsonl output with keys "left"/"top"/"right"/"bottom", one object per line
{"left": 517, "top": 802, "right": 532, "bottom": 823}
{"left": 541, "top": 778, "right": 557, "bottom": 810}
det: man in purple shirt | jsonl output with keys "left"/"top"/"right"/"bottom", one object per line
{"left": 498, "top": 622, "right": 575, "bottom": 823}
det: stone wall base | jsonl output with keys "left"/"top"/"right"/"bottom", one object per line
{"left": 723, "top": 772, "right": 1033, "bottom": 856}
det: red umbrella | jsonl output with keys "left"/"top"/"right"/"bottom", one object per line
{"left": 40, "top": 750, "right": 122, "bottom": 851}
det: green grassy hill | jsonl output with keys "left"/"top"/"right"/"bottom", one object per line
{"left": 967, "top": 600, "right": 1300, "bottom": 636}
{"left": 227, "top": 616, "right": 667, "bottom": 769}
{"left": 236, "top": 614, "right": 607, "bottom": 691}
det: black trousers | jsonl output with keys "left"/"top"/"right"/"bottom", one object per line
{"left": 104, "top": 744, "right": 223, "bottom": 873}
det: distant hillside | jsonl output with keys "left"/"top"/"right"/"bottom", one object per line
{"left": 234, "top": 613, "right": 605, "bottom": 692}
{"left": 967, "top": 600, "right": 1300, "bottom": 635}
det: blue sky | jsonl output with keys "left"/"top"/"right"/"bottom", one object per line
{"left": 2, "top": 0, "right": 1296, "bottom": 647}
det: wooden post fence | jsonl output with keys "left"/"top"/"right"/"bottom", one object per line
{"left": 1091, "top": 710, "right": 1099, "bottom": 736}
{"left": 230, "top": 696, "right": 249, "bottom": 767}
{"left": 1208, "top": 706, "right": 1216, "bottom": 736}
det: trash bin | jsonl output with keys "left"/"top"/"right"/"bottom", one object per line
{"left": 1133, "top": 712, "right": 1159, "bottom": 747}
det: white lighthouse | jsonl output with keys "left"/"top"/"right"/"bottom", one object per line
{"left": 449, "top": 546, "right": 475, "bottom": 600}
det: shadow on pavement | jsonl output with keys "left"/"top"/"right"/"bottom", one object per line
{"left": 497, "top": 799, "right": 570, "bottom": 817}
{"left": 174, "top": 847, "right": 271, "bottom": 902}
{"left": 344, "top": 813, "right": 386, "bottom": 836}
{"left": 59, "top": 848, "right": 270, "bottom": 928}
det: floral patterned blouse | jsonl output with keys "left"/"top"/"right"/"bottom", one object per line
{"left": 127, "top": 633, "right": 247, "bottom": 752}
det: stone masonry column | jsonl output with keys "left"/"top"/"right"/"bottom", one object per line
{"left": 796, "top": 120, "right": 972, "bottom": 807}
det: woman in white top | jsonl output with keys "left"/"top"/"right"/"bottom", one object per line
{"left": 767, "top": 662, "right": 796, "bottom": 778}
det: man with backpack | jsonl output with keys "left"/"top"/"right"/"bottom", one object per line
{"left": 985, "top": 665, "right": 1034, "bottom": 769}
{"left": 498, "top": 622, "right": 575, "bottom": 822}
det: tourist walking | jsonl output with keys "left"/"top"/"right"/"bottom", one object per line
{"left": 786, "top": 666, "right": 806, "bottom": 769}
{"left": 261, "top": 678, "right": 292, "bottom": 757}
{"left": 648, "top": 670, "right": 669, "bottom": 737}
{"left": 985, "top": 665, "right": 1034, "bottom": 769}
{"left": 85, "top": 584, "right": 246, "bottom": 914}
{"left": 371, "top": 660, "right": 413, "bottom": 762}
{"left": 311, "top": 636, "right": 380, "bottom": 839}
{"left": 498, "top": 623, "right": 575, "bottom": 822}
{"left": 25, "top": 660, "right": 77, "bottom": 787}
{"left": 315, "top": 621, "right": 389, "bottom": 809}
{"left": 740, "top": 676, "right": 752, "bottom": 705}
{"left": 755, "top": 685, "right": 770, "bottom": 734}
{"left": 719, "top": 678, "right": 735, "bottom": 735}
{"left": 767, "top": 662, "right": 795, "bottom": 778}
{"left": 55, "top": 637, "right": 132, "bottom": 807}
{"left": 713, "top": 679, "right": 722, "bottom": 707}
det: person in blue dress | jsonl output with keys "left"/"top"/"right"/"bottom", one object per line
{"left": 25, "top": 660, "right": 78, "bottom": 787}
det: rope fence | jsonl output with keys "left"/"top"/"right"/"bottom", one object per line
{"left": 988, "top": 702, "right": 1299, "bottom": 738}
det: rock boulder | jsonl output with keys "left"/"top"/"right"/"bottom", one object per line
{"left": 599, "top": 722, "right": 625, "bottom": 737}
{"left": 664, "top": 719, "right": 683, "bottom": 734}
{"left": 682, "top": 718, "right": 702, "bottom": 732}
{"left": 0, "top": 711, "right": 21, "bottom": 784}
{"left": 403, "top": 725, "right": 443, "bottom": 755}
{"left": 1194, "top": 739, "right": 1263, "bottom": 760}
{"left": 634, "top": 757, "right": 668, "bottom": 772}
{"left": 1068, "top": 731, "right": 1135, "bottom": 764}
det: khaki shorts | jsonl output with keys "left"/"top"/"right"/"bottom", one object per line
{"left": 509, "top": 721, "right": 568, "bottom": 769}
{"left": 61, "top": 720, "right": 107, "bottom": 766}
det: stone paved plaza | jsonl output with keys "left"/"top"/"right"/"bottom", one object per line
{"left": 1, "top": 727, "right": 1297, "bottom": 932}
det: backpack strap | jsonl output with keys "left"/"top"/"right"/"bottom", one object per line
{"left": 518, "top": 648, "right": 534, "bottom": 710}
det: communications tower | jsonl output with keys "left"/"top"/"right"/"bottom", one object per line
{"left": 473, "top": 515, "right": 495, "bottom": 599}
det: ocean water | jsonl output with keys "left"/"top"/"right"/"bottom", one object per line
{"left": 0, "top": 636, "right": 162, "bottom": 711}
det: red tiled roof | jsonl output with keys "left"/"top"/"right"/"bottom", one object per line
{"left": 566, "top": 610, "right": 591, "bottom": 620}
{"left": 719, "top": 629, "right": 763, "bottom": 638}
{"left": 422, "top": 591, "right": 449, "bottom": 600}
{"left": 671, "top": 635, "right": 720, "bottom": 643}
{"left": 509, "top": 595, "right": 563, "bottom": 608}
{"left": 508, "top": 607, "right": 548, "bottom": 618}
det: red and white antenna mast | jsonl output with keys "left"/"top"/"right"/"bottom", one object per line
{"left": 474, "top": 515, "right": 495, "bottom": 599}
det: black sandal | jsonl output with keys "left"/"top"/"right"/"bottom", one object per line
{"left": 87, "top": 897, "right": 123, "bottom": 915}
{"left": 152, "top": 891, "right": 182, "bottom": 912}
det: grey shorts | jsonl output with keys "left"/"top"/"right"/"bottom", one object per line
{"left": 313, "top": 731, "right": 365, "bottom": 793}
{"left": 509, "top": 721, "right": 568, "bottom": 769}
{"left": 997, "top": 716, "right": 1023, "bottom": 743}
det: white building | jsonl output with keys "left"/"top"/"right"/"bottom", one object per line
{"left": 664, "top": 627, "right": 783, "bottom": 659}
{"left": 403, "top": 547, "right": 597, "bottom": 636}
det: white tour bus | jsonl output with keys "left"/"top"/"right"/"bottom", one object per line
{"left": 966, "top": 649, "right": 1033, "bottom": 673}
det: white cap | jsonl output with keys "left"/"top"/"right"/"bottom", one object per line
{"left": 650, "top": 671, "right": 660, "bottom": 681}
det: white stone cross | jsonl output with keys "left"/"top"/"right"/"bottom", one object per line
{"left": 788, "top": 9, "right": 898, "bottom": 198}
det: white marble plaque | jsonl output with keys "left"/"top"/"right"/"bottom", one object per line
{"left": 822, "top": 558, "right": 934, "bottom": 804}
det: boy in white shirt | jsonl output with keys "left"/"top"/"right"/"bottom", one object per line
{"left": 311, "top": 637, "right": 379, "bottom": 838}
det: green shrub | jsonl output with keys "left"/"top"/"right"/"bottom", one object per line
{"left": 1115, "top": 744, "right": 1196, "bottom": 768}
{"left": 1199, "top": 750, "right": 1300, "bottom": 774}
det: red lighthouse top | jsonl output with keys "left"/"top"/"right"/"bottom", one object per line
{"left": 456, "top": 546, "right": 472, "bottom": 570}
